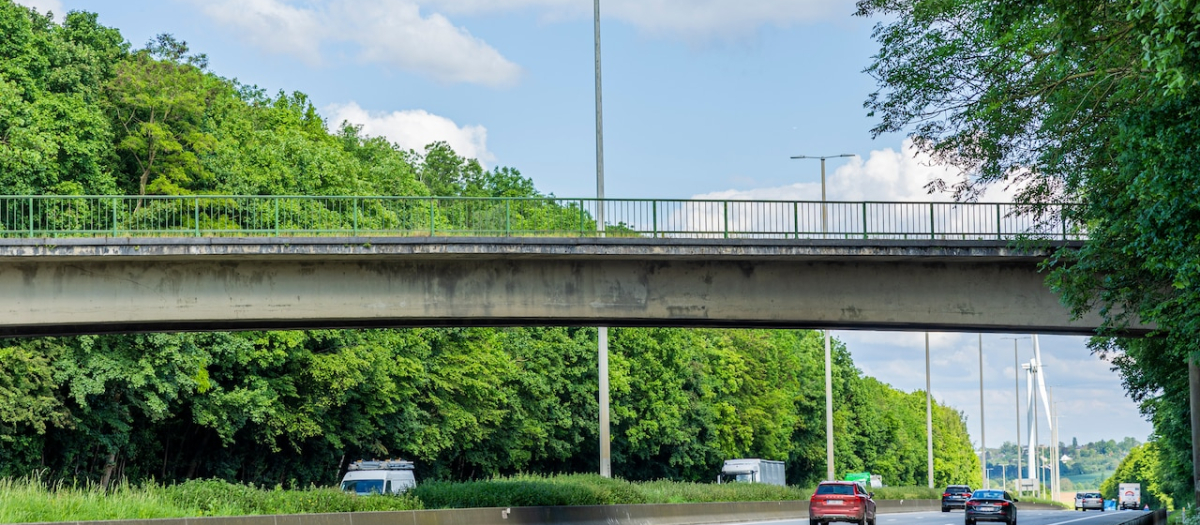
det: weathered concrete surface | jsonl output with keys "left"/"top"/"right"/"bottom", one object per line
{"left": 0, "top": 237, "right": 1129, "bottom": 337}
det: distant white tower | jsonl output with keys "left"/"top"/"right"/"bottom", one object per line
{"left": 1022, "top": 335, "right": 1053, "bottom": 496}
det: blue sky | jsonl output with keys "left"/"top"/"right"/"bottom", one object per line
{"left": 21, "top": 0, "right": 1152, "bottom": 451}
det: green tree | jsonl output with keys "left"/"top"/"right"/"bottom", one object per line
{"left": 108, "top": 35, "right": 217, "bottom": 198}
{"left": 856, "top": 0, "right": 1200, "bottom": 504}
{"left": 0, "top": 3, "right": 124, "bottom": 196}
{"left": 1101, "top": 442, "right": 1173, "bottom": 510}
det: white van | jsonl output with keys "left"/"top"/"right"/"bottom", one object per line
{"left": 340, "top": 459, "right": 416, "bottom": 495}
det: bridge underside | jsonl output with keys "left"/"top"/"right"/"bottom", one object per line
{"left": 0, "top": 237, "right": 1120, "bottom": 337}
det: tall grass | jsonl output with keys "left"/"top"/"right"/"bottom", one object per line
{"left": 410, "top": 474, "right": 813, "bottom": 508}
{"left": 0, "top": 477, "right": 421, "bottom": 524}
{"left": 1, "top": 474, "right": 951, "bottom": 524}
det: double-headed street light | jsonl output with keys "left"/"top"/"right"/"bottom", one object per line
{"left": 790, "top": 154, "right": 853, "bottom": 236}
{"left": 791, "top": 153, "right": 854, "bottom": 482}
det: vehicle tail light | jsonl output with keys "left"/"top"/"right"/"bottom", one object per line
{"left": 997, "top": 501, "right": 1009, "bottom": 506}
{"left": 966, "top": 501, "right": 978, "bottom": 506}
{"left": 943, "top": 493, "right": 951, "bottom": 497}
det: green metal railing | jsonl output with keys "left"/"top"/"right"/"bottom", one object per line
{"left": 0, "top": 195, "right": 1085, "bottom": 240}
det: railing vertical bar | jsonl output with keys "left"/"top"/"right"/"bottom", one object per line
{"left": 430, "top": 197, "right": 436, "bottom": 236}
{"left": 652, "top": 200, "right": 658, "bottom": 238}
{"left": 27, "top": 197, "right": 33, "bottom": 238}
{"left": 929, "top": 203, "right": 935, "bottom": 240}
{"left": 112, "top": 198, "right": 119, "bottom": 237}
{"left": 996, "top": 204, "right": 1003, "bottom": 240}
{"left": 862, "top": 202, "right": 868, "bottom": 239}
{"left": 723, "top": 201, "right": 729, "bottom": 239}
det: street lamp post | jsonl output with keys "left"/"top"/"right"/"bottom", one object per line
{"left": 979, "top": 333, "right": 987, "bottom": 489}
{"left": 790, "top": 153, "right": 852, "bottom": 481}
{"left": 926, "top": 332, "right": 934, "bottom": 488}
{"left": 1002, "top": 336, "right": 1029, "bottom": 494}
{"left": 593, "top": 0, "right": 611, "bottom": 479}
{"left": 790, "top": 154, "right": 853, "bottom": 237}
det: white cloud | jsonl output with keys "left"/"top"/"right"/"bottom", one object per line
{"left": 419, "top": 0, "right": 852, "bottom": 39}
{"left": 685, "top": 140, "right": 1044, "bottom": 239}
{"left": 326, "top": 101, "right": 495, "bottom": 164}
{"left": 193, "top": 0, "right": 323, "bottom": 62}
{"left": 13, "top": 0, "right": 64, "bottom": 21}
{"left": 188, "top": 0, "right": 522, "bottom": 87}
{"left": 698, "top": 139, "right": 1021, "bottom": 203}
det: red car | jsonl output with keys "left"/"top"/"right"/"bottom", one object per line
{"left": 810, "top": 481, "right": 877, "bottom": 525}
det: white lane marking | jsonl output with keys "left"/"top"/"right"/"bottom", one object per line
{"left": 1042, "top": 512, "right": 1132, "bottom": 525}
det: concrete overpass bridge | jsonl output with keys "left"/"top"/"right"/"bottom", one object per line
{"left": 0, "top": 195, "right": 1115, "bottom": 337}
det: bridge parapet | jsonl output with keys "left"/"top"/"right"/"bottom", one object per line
{"left": 0, "top": 195, "right": 1084, "bottom": 241}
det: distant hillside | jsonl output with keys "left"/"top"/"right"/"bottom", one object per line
{"left": 983, "top": 437, "right": 1140, "bottom": 489}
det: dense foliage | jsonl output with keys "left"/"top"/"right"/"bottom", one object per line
{"left": 1, "top": 475, "right": 944, "bottom": 523}
{"left": 0, "top": 0, "right": 983, "bottom": 490}
{"left": 856, "top": 0, "right": 1200, "bottom": 505}
{"left": 1101, "top": 442, "right": 1173, "bottom": 510}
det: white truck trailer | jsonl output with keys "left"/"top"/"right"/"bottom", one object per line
{"left": 340, "top": 459, "right": 416, "bottom": 495}
{"left": 717, "top": 458, "right": 786, "bottom": 486}
{"left": 1118, "top": 482, "right": 1141, "bottom": 510}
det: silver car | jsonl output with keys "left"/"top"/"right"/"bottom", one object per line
{"left": 1075, "top": 492, "right": 1104, "bottom": 511}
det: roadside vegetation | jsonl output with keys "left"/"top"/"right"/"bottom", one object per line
{"left": 1, "top": 474, "right": 985, "bottom": 523}
{"left": 0, "top": 0, "right": 981, "bottom": 493}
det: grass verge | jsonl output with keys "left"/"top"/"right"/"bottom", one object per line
{"left": 0, "top": 477, "right": 421, "bottom": 524}
{"left": 2, "top": 474, "right": 954, "bottom": 524}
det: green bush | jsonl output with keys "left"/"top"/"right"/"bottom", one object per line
{"left": 0, "top": 477, "right": 421, "bottom": 523}
{"left": 411, "top": 474, "right": 645, "bottom": 508}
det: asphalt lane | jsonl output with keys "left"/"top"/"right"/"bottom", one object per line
{"left": 739, "top": 507, "right": 1153, "bottom": 525}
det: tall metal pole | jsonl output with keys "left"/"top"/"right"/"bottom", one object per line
{"left": 791, "top": 154, "right": 851, "bottom": 483}
{"left": 825, "top": 330, "right": 834, "bottom": 481}
{"left": 1003, "top": 337, "right": 1024, "bottom": 495}
{"left": 979, "top": 333, "right": 987, "bottom": 489}
{"left": 1189, "top": 359, "right": 1200, "bottom": 508}
{"left": 1033, "top": 367, "right": 1040, "bottom": 498}
{"left": 926, "top": 332, "right": 934, "bottom": 488}
{"left": 593, "top": 0, "right": 610, "bottom": 479}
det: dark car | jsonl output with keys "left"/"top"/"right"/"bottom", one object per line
{"left": 810, "top": 481, "right": 878, "bottom": 525}
{"left": 942, "top": 485, "right": 974, "bottom": 512}
{"left": 965, "top": 489, "right": 1018, "bottom": 525}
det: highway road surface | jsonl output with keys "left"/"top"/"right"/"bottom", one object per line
{"left": 741, "top": 508, "right": 1152, "bottom": 525}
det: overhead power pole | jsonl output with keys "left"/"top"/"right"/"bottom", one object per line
{"left": 593, "top": 0, "right": 610, "bottom": 479}
{"left": 927, "top": 332, "right": 934, "bottom": 488}
{"left": 979, "top": 333, "right": 987, "bottom": 489}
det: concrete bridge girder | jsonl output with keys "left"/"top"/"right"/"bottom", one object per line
{"left": 0, "top": 237, "right": 1118, "bottom": 337}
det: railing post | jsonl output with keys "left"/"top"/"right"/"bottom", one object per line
{"left": 579, "top": 200, "right": 585, "bottom": 237}
{"left": 862, "top": 202, "right": 868, "bottom": 240}
{"left": 505, "top": 199, "right": 512, "bottom": 236}
{"left": 27, "top": 197, "right": 33, "bottom": 238}
{"left": 430, "top": 197, "right": 436, "bottom": 236}
{"left": 194, "top": 197, "right": 201, "bottom": 237}
{"left": 1062, "top": 205, "right": 1068, "bottom": 241}
{"left": 273, "top": 197, "right": 279, "bottom": 236}
{"left": 997, "top": 204, "right": 1003, "bottom": 240}
{"left": 112, "top": 198, "right": 119, "bottom": 237}
{"left": 652, "top": 200, "right": 658, "bottom": 238}
{"left": 793, "top": 202, "right": 800, "bottom": 239}
{"left": 929, "top": 203, "right": 936, "bottom": 240}
{"left": 353, "top": 197, "right": 359, "bottom": 236}
{"left": 723, "top": 201, "right": 729, "bottom": 239}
